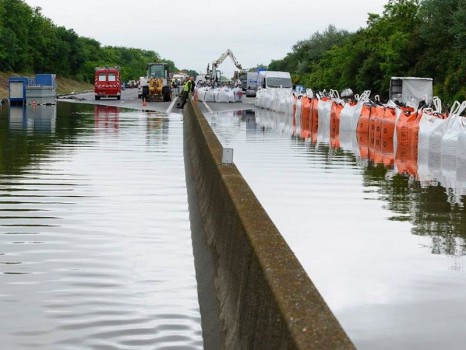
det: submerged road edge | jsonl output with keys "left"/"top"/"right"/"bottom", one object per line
{"left": 183, "top": 99, "right": 356, "bottom": 350}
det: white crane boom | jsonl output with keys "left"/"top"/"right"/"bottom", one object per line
{"left": 213, "top": 49, "right": 242, "bottom": 70}
{"left": 206, "top": 49, "right": 243, "bottom": 84}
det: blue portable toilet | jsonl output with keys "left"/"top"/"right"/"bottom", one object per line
{"left": 8, "top": 77, "right": 28, "bottom": 105}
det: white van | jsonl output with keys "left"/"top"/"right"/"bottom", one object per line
{"left": 257, "top": 71, "right": 292, "bottom": 91}
{"left": 137, "top": 76, "right": 148, "bottom": 98}
{"left": 245, "top": 72, "right": 259, "bottom": 97}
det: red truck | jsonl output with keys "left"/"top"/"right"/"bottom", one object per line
{"left": 94, "top": 67, "right": 121, "bottom": 100}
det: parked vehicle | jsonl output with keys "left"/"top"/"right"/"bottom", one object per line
{"left": 389, "top": 77, "right": 433, "bottom": 106}
{"left": 245, "top": 72, "right": 259, "bottom": 97}
{"left": 257, "top": 71, "right": 292, "bottom": 91}
{"left": 138, "top": 63, "right": 172, "bottom": 102}
{"left": 94, "top": 67, "right": 121, "bottom": 100}
{"left": 239, "top": 71, "right": 247, "bottom": 91}
{"left": 137, "top": 76, "right": 147, "bottom": 99}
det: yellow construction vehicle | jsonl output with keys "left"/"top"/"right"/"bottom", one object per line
{"left": 141, "top": 63, "right": 172, "bottom": 102}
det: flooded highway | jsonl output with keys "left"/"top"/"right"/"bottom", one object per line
{"left": 0, "top": 103, "right": 203, "bottom": 349}
{"left": 3, "top": 94, "right": 466, "bottom": 349}
{"left": 207, "top": 108, "right": 466, "bottom": 350}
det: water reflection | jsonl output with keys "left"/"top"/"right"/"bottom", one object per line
{"left": 207, "top": 107, "right": 466, "bottom": 349}
{"left": 8, "top": 105, "right": 56, "bottom": 133}
{"left": 0, "top": 103, "right": 202, "bottom": 349}
{"left": 94, "top": 105, "right": 119, "bottom": 131}
{"left": 146, "top": 111, "right": 169, "bottom": 146}
{"left": 250, "top": 107, "right": 466, "bottom": 256}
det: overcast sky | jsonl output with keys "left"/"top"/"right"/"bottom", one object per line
{"left": 24, "top": 0, "right": 388, "bottom": 78}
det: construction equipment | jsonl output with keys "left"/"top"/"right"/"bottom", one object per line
{"left": 143, "top": 63, "right": 172, "bottom": 102}
{"left": 206, "top": 49, "right": 244, "bottom": 85}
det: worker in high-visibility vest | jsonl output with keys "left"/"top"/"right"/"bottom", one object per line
{"left": 178, "top": 77, "right": 194, "bottom": 108}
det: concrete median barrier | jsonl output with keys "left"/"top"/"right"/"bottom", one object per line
{"left": 183, "top": 99, "right": 355, "bottom": 350}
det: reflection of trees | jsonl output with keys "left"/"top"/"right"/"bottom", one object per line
{"left": 286, "top": 113, "right": 466, "bottom": 257}
{"left": 281, "top": 114, "right": 466, "bottom": 257}
{"left": 361, "top": 163, "right": 466, "bottom": 256}
{"left": 0, "top": 103, "right": 94, "bottom": 175}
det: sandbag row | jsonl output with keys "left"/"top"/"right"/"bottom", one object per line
{"left": 255, "top": 89, "right": 466, "bottom": 190}
{"left": 195, "top": 87, "right": 243, "bottom": 103}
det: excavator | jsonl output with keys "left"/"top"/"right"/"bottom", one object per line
{"left": 206, "top": 49, "right": 244, "bottom": 85}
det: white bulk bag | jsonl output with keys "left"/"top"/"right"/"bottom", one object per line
{"left": 427, "top": 101, "right": 459, "bottom": 155}
{"left": 457, "top": 119, "right": 466, "bottom": 161}
{"left": 418, "top": 110, "right": 444, "bottom": 152}
{"left": 295, "top": 97, "right": 302, "bottom": 135}
{"left": 255, "top": 88, "right": 266, "bottom": 108}
{"left": 233, "top": 88, "right": 243, "bottom": 102}
{"left": 215, "top": 89, "right": 229, "bottom": 103}
{"left": 317, "top": 98, "right": 332, "bottom": 129}
{"left": 340, "top": 101, "right": 364, "bottom": 131}
{"left": 441, "top": 101, "right": 466, "bottom": 161}
{"left": 204, "top": 89, "right": 215, "bottom": 102}
{"left": 227, "top": 89, "right": 235, "bottom": 103}
{"left": 196, "top": 87, "right": 208, "bottom": 102}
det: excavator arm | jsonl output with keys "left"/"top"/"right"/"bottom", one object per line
{"left": 212, "top": 49, "right": 242, "bottom": 70}
{"left": 207, "top": 49, "right": 243, "bottom": 83}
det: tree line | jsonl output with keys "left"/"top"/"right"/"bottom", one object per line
{"left": 0, "top": 0, "right": 184, "bottom": 82}
{"left": 268, "top": 0, "right": 466, "bottom": 103}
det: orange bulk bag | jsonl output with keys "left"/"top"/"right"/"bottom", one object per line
{"left": 330, "top": 102, "right": 344, "bottom": 149}
{"left": 357, "top": 103, "right": 371, "bottom": 135}
{"left": 310, "top": 98, "right": 319, "bottom": 144}
{"left": 300, "top": 96, "right": 311, "bottom": 139}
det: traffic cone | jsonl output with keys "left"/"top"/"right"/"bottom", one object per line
{"left": 142, "top": 97, "right": 147, "bottom": 107}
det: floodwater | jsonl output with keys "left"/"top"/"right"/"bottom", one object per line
{"left": 0, "top": 103, "right": 203, "bottom": 349}
{"left": 207, "top": 108, "right": 466, "bottom": 350}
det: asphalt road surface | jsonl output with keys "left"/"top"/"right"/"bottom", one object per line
{"left": 58, "top": 88, "right": 256, "bottom": 115}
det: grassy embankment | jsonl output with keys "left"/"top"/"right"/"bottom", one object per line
{"left": 0, "top": 72, "right": 93, "bottom": 100}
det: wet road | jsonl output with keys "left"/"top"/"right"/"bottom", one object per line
{"left": 207, "top": 107, "right": 466, "bottom": 350}
{"left": 58, "top": 88, "right": 256, "bottom": 115}
{"left": 0, "top": 102, "right": 203, "bottom": 349}
{"left": 4, "top": 89, "right": 466, "bottom": 349}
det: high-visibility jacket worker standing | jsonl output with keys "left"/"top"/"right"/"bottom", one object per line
{"left": 178, "top": 77, "right": 194, "bottom": 108}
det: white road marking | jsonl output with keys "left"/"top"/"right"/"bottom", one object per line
{"left": 166, "top": 97, "right": 177, "bottom": 114}
{"left": 202, "top": 101, "right": 213, "bottom": 113}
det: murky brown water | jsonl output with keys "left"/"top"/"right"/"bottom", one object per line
{"left": 0, "top": 103, "right": 202, "bottom": 349}
{"left": 207, "top": 108, "right": 466, "bottom": 350}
